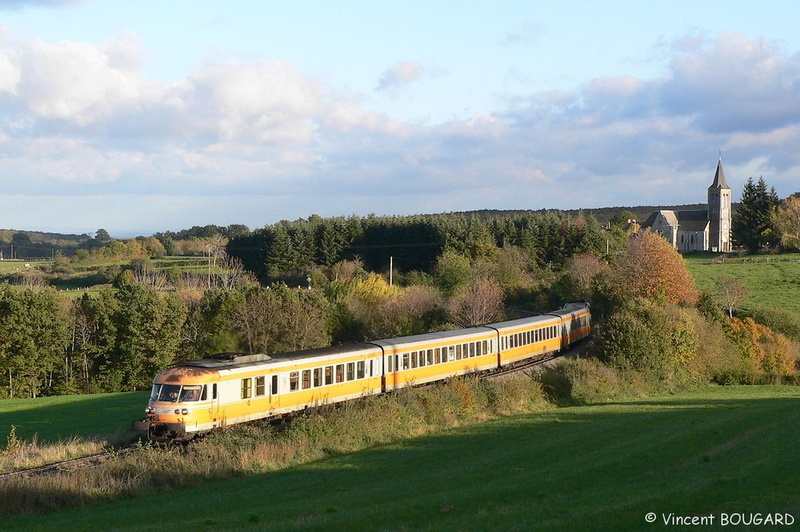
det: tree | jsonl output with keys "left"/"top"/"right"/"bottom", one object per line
{"left": 772, "top": 196, "right": 800, "bottom": 250}
{"left": 728, "top": 318, "right": 794, "bottom": 376}
{"left": 447, "top": 279, "right": 504, "bottom": 327}
{"left": 95, "top": 228, "right": 112, "bottom": 242}
{"left": 714, "top": 275, "right": 748, "bottom": 318}
{"left": 732, "top": 177, "right": 779, "bottom": 252}
{"left": 609, "top": 230, "right": 698, "bottom": 305}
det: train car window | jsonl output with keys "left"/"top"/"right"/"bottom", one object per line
{"left": 455, "top": 344, "right": 461, "bottom": 360}
{"left": 434, "top": 348, "right": 441, "bottom": 364}
{"left": 402, "top": 353, "right": 409, "bottom": 370}
{"left": 470, "top": 342, "right": 476, "bottom": 357}
{"left": 449, "top": 346, "right": 455, "bottom": 361}
{"left": 476, "top": 342, "right": 482, "bottom": 356}
{"left": 370, "top": 360, "right": 374, "bottom": 377}
{"left": 302, "top": 370, "right": 311, "bottom": 389}
{"left": 255, "top": 376, "right": 266, "bottom": 396}
{"left": 212, "top": 383, "right": 217, "bottom": 400}
{"left": 387, "top": 356, "right": 394, "bottom": 373}
{"left": 411, "top": 352, "right": 418, "bottom": 369}
{"left": 289, "top": 372, "right": 299, "bottom": 392}
{"left": 394, "top": 355, "right": 398, "bottom": 372}
{"left": 346, "top": 363, "right": 355, "bottom": 381}
{"left": 483, "top": 340, "right": 488, "bottom": 354}
{"left": 271, "top": 375, "right": 278, "bottom": 395}
{"left": 427, "top": 349, "right": 434, "bottom": 365}
{"left": 241, "top": 378, "right": 252, "bottom": 399}
{"left": 357, "top": 361, "right": 365, "bottom": 379}
{"left": 335, "top": 364, "right": 344, "bottom": 383}
{"left": 314, "top": 368, "right": 322, "bottom": 387}
{"left": 325, "top": 366, "right": 333, "bottom": 385}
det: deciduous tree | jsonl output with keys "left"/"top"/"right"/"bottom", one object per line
{"left": 609, "top": 230, "right": 697, "bottom": 305}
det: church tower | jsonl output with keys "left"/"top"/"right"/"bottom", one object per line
{"left": 708, "top": 155, "right": 732, "bottom": 252}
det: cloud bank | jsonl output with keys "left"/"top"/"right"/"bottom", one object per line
{"left": 1, "top": 29, "right": 800, "bottom": 234}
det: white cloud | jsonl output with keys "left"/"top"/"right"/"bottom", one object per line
{"left": 375, "top": 60, "right": 427, "bottom": 92}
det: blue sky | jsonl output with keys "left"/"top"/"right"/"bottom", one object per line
{"left": 2, "top": 0, "right": 800, "bottom": 236}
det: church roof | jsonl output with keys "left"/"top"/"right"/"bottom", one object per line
{"left": 676, "top": 210, "right": 710, "bottom": 232}
{"left": 709, "top": 156, "right": 729, "bottom": 190}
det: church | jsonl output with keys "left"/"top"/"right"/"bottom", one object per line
{"left": 641, "top": 156, "right": 732, "bottom": 253}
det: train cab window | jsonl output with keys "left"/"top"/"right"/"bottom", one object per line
{"left": 335, "top": 364, "right": 344, "bottom": 383}
{"left": 346, "top": 363, "right": 355, "bottom": 381}
{"left": 314, "top": 368, "right": 322, "bottom": 387}
{"left": 241, "top": 378, "right": 252, "bottom": 399}
{"left": 357, "top": 361, "right": 365, "bottom": 379}
{"left": 201, "top": 385, "right": 208, "bottom": 401}
{"left": 325, "top": 366, "right": 333, "bottom": 385}
{"left": 289, "top": 372, "right": 299, "bottom": 392}
{"left": 255, "top": 376, "right": 266, "bottom": 396}
{"left": 302, "top": 370, "right": 311, "bottom": 389}
{"left": 271, "top": 375, "right": 278, "bottom": 395}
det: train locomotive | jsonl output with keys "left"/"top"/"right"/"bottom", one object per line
{"left": 134, "top": 302, "right": 590, "bottom": 441}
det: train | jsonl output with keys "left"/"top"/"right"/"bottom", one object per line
{"left": 134, "top": 301, "right": 591, "bottom": 441}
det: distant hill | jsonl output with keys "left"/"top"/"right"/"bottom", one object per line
{"left": 1, "top": 204, "right": 717, "bottom": 244}
{"left": 0, "top": 229, "right": 92, "bottom": 245}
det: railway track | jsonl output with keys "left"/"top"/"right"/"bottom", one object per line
{"left": 0, "top": 445, "right": 143, "bottom": 481}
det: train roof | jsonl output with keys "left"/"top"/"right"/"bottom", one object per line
{"left": 371, "top": 326, "right": 494, "bottom": 350}
{"left": 176, "top": 343, "right": 380, "bottom": 371}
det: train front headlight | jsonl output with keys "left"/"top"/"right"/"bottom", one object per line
{"left": 181, "top": 408, "right": 190, "bottom": 415}
{"left": 145, "top": 406, "right": 154, "bottom": 414}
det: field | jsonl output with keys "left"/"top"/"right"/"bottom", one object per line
{"left": 684, "top": 253, "right": 800, "bottom": 315}
{"left": 3, "top": 385, "right": 798, "bottom": 531}
{"left": 0, "top": 392, "right": 148, "bottom": 443}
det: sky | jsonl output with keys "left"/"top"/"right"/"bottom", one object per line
{"left": 2, "top": 1, "right": 800, "bottom": 237}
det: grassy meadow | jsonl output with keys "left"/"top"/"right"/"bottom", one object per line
{"left": 3, "top": 385, "right": 798, "bottom": 531}
{"left": 685, "top": 252, "right": 800, "bottom": 314}
{"left": 0, "top": 392, "right": 148, "bottom": 443}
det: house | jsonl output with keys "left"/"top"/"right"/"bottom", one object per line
{"left": 641, "top": 156, "right": 732, "bottom": 253}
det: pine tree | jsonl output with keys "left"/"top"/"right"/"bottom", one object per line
{"left": 732, "top": 176, "right": 779, "bottom": 252}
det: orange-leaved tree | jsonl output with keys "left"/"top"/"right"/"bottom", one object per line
{"left": 727, "top": 317, "right": 794, "bottom": 376}
{"left": 610, "top": 230, "right": 698, "bottom": 305}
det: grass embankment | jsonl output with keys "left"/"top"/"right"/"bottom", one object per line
{"left": 2, "top": 381, "right": 799, "bottom": 531}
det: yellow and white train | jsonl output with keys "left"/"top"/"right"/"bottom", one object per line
{"left": 134, "top": 302, "right": 590, "bottom": 440}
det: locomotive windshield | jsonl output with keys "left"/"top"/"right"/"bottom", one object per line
{"left": 150, "top": 384, "right": 203, "bottom": 403}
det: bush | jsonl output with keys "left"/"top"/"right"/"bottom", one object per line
{"left": 746, "top": 306, "right": 800, "bottom": 342}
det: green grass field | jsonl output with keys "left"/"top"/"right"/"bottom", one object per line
{"left": 685, "top": 253, "right": 800, "bottom": 315}
{"left": 4, "top": 385, "right": 798, "bottom": 531}
{"left": 0, "top": 392, "right": 148, "bottom": 443}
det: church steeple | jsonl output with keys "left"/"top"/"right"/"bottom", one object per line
{"left": 708, "top": 153, "right": 732, "bottom": 252}
{"left": 709, "top": 152, "right": 729, "bottom": 190}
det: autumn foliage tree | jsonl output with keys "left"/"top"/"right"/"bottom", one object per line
{"left": 727, "top": 317, "right": 794, "bottom": 376}
{"left": 609, "top": 230, "right": 697, "bottom": 305}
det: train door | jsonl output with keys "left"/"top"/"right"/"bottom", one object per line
{"left": 269, "top": 375, "right": 280, "bottom": 410}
